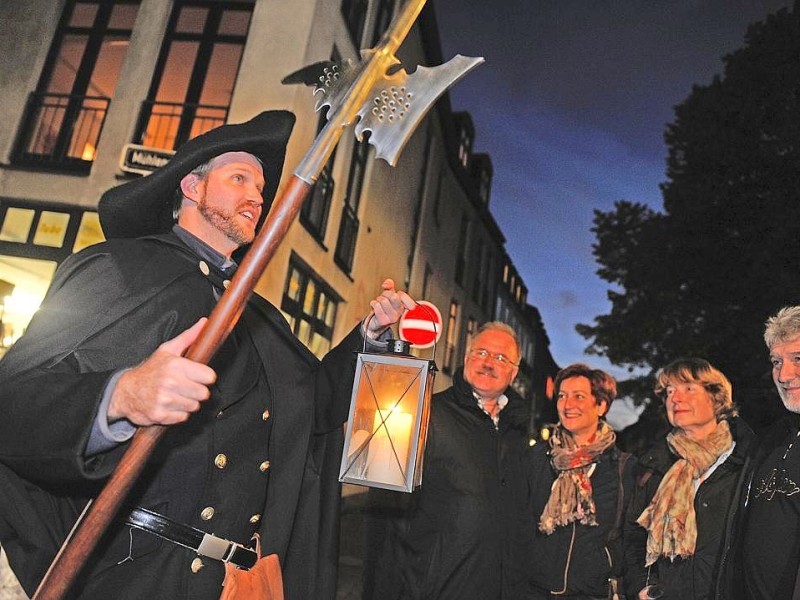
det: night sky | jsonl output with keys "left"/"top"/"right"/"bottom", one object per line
{"left": 433, "top": 0, "right": 795, "bottom": 382}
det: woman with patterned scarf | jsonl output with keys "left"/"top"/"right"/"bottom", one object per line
{"left": 623, "top": 358, "right": 755, "bottom": 600}
{"left": 526, "top": 364, "right": 636, "bottom": 599}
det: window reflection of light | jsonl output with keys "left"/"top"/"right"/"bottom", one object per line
{"left": 81, "top": 142, "right": 96, "bottom": 161}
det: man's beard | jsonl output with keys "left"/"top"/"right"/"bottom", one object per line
{"left": 197, "top": 192, "right": 254, "bottom": 247}
{"left": 779, "top": 390, "right": 800, "bottom": 414}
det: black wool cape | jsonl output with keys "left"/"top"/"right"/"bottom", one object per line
{"left": 0, "top": 233, "right": 358, "bottom": 600}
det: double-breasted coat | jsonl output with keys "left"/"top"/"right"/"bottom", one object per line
{"left": 0, "top": 232, "right": 359, "bottom": 599}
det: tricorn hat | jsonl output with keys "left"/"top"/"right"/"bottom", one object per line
{"left": 99, "top": 110, "right": 296, "bottom": 239}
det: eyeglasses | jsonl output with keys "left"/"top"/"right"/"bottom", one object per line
{"left": 468, "top": 348, "right": 519, "bottom": 367}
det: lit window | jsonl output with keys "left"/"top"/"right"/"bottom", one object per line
{"left": 73, "top": 211, "right": 105, "bottom": 253}
{"left": 33, "top": 211, "right": 71, "bottom": 248}
{"left": 136, "top": 0, "right": 254, "bottom": 151}
{"left": 0, "top": 208, "right": 36, "bottom": 243}
{"left": 12, "top": 0, "right": 140, "bottom": 171}
{"left": 281, "top": 256, "right": 340, "bottom": 358}
{"left": 466, "top": 317, "right": 477, "bottom": 339}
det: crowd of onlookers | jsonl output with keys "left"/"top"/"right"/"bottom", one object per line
{"left": 363, "top": 306, "right": 800, "bottom": 600}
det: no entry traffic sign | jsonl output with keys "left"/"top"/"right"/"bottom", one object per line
{"left": 399, "top": 301, "right": 443, "bottom": 349}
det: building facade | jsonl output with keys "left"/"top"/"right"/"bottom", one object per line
{"left": 0, "top": 0, "right": 557, "bottom": 411}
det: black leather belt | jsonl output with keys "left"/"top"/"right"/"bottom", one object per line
{"left": 126, "top": 507, "right": 258, "bottom": 569}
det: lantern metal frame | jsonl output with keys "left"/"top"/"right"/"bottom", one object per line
{"left": 339, "top": 323, "right": 438, "bottom": 493}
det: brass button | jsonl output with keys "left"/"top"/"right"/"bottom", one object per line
{"left": 259, "top": 460, "right": 271, "bottom": 472}
{"left": 200, "top": 506, "right": 215, "bottom": 521}
{"left": 223, "top": 279, "right": 231, "bottom": 289}
{"left": 262, "top": 409, "right": 270, "bottom": 421}
{"left": 198, "top": 260, "right": 210, "bottom": 276}
{"left": 214, "top": 454, "right": 228, "bottom": 469}
{"left": 249, "top": 513, "right": 261, "bottom": 524}
{"left": 191, "top": 557, "right": 204, "bottom": 573}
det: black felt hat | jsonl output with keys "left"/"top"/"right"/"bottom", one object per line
{"left": 99, "top": 110, "right": 296, "bottom": 239}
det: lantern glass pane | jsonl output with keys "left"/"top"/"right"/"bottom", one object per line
{"left": 342, "top": 356, "right": 429, "bottom": 490}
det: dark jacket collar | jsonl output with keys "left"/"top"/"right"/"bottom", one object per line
{"left": 449, "top": 367, "right": 530, "bottom": 429}
{"left": 172, "top": 225, "right": 236, "bottom": 273}
{"left": 754, "top": 411, "right": 800, "bottom": 462}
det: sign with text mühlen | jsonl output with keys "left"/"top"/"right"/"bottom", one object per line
{"left": 120, "top": 144, "right": 175, "bottom": 175}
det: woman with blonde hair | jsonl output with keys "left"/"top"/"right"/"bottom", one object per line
{"left": 624, "top": 358, "right": 755, "bottom": 600}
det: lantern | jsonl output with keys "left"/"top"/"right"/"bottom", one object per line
{"left": 339, "top": 339, "right": 436, "bottom": 492}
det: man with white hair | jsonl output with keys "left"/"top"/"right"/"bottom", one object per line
{"left": 739, "top": 306, "right": 800, "bottom": 599}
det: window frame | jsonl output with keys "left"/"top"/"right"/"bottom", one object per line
{"left": 11, "top": 0, "right": 140, "bottom": 172}
{"left": 132, "top": 0, "right": 254, "bottom": 151}
{"left": 334, "top": 139, "right": 369, "bottom": 274}
{"left": 0, "top": 198, "right": 102, "bottom": 264}
{"left": 280, "top": 253, "right": 341, "bottom": 357}
{"left": 443, "top": 299, "right": 460, "bottom": 374}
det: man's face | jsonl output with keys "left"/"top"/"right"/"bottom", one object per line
{"left": 770, "top": 336, "right": 800, "bottom": 414}
{"left": 181, "top": 152, "right": 265, "bottom": 255}
{"left": 463, "top": 330, "right": 519, "bottom": 400}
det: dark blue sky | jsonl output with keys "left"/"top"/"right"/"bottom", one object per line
{"left": 434, "top": 0, "right": 794, "bottom": 379}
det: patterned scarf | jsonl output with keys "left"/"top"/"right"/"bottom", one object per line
{"left": 636, "top": 419, "right": 733, "bottom": 565}
{"left": 538, "top": 420, "right": 617, "bottom": 534}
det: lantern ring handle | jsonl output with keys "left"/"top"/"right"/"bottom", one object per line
{"left": 361, "top": 311, "right": 378, "bottom": 353}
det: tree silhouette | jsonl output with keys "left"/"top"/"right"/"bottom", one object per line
{"left": 578, "top": 3, "right": 800, "bottom": 430}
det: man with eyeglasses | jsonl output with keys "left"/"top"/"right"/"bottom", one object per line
{"left": 363, "top": 322, "right": 531, "bottom": 600}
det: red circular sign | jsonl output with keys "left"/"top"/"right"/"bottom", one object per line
{"left": 399, "top": 301, "right": 443, "bottom": 349}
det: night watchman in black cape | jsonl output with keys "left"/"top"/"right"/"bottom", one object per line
{"left": 0, "top": 111, "right": 413, "bottom": 599}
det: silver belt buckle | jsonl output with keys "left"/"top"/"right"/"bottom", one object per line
{"left": 197, "top": 533, "right": 237, "bottom": 562}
